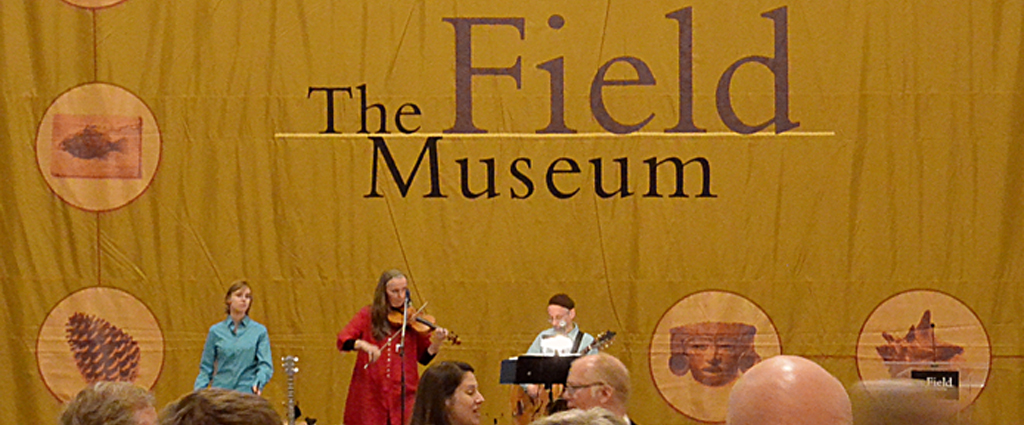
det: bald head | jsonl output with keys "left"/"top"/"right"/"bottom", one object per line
{"left": 726, "top": 355, "right": 852, "bottom": 425}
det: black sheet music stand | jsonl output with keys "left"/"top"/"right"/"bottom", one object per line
{"left": 500, "top": 354, "right": 581, "bottom": 407}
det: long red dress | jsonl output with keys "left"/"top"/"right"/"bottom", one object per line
{"left": 337, "top": 306, "right": 434, "bottom": 425}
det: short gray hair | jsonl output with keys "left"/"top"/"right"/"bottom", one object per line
{"left": 529, "top": 408, "right": 626, "bottom": 425}
{"left": 159, "top": 388, "right": 282, "bottom": 425}
{"left": 60, "top": 381, "right": 155, "bottom": 425}
{"left": 578, "top": 353, "right": 630, "bottom": 405}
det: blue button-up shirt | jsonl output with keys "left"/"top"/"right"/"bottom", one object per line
{"left": 194, "top": 316, "right": 273, "bottom": 392}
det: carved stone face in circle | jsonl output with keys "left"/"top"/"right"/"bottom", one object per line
{"left": 669, "top": 322, "right": 759, "bottom": 387}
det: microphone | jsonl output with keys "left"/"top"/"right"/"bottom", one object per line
{"left": 406, "top": 289, "right": 412, "bottom": 306}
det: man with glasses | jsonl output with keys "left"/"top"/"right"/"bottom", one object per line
{"left": 564, "top": 352, "right": 634, "bottom": 425}
{"left": 523, "top": 294, "right": 596, "bottom": 399}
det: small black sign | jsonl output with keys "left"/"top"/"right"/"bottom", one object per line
{"left": 910, "top": 369, "right": 959, "bottom": 400}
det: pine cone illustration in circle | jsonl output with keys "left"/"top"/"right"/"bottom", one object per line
{"left": 65, "top": 312, "right": 140, "bottom": 383}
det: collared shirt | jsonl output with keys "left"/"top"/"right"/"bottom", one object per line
{"left": 194, "top": 315, "right": 274, "bottom": 392}
{"left": 527, "top": 324, "right": 596, "bottom": 355}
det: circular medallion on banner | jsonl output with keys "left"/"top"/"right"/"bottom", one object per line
{"left": 649, "top": 290, "right": 781, "bottom": 423}
{"left": 36, "top": 287, "right": 164, "bottom": 402}
{"left": 856, "top": 290, "right": 990, "bottom": 413}
{"left": 60, "top": 0, "right": 130, "bottom": 9}
{"left": 35, "top": 82, "right": 161, "bottom": 212}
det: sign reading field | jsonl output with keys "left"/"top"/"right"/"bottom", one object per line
{"left": 311, "top": 7, "right": 796, "bottom": 136}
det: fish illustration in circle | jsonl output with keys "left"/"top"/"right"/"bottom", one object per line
{"left": 59, "top": 125, "right": 127, "bottom": 160}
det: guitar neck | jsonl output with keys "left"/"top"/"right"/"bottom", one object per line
{"left": 583, "top": 331, "right": 616, "bottom": 353}
{"left": 282, "top": 356, "right": 298, "bottom": 425}
{"left": 287, "top": 375, "right": 295, "bottom": 425}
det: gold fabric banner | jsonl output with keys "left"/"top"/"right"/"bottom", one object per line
{"left": 2, "top": 0, "right": 1022, "bottom": 423}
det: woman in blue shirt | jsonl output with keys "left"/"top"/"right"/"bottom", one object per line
{"left": 194, "top": 280, "right": 274, "bottom": 394}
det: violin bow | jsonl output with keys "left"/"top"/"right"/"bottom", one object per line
{"left": 362, "top": 303, "right": 431, "bottom": 369}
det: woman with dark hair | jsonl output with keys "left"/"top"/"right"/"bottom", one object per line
{"left": 194, "top": 280, "right": 273, "bottom": 394}
{"left": 337, "top": 269, "right": 450, "bottom": 425}
{"left": 410, "top": 361, "right": 485, "bottom": 425}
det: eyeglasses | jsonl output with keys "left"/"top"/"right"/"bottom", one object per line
{"left": 564, "top": 382, "right": 606, "bottom": 395}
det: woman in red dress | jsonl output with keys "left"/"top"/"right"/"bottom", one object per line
{"left": 338, "top": 269, "right": 449, "bottom": 425}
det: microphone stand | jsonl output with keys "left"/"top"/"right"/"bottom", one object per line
{"left": 930, "top": 323, "right": 938, "bottom": 367}
{"left": 399, "top": 290, "right": 410, "bottom": 425}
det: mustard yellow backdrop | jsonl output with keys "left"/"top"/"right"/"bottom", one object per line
{"left": 2, "top": 0, "right": 1022, "bottom": 424}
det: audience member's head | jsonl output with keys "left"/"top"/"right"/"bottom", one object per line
{"left": 529, "top": 407, "right": 626, "bottom": 425}
{"left": 563, "top": 353, "right": 630, "bottom": 418}
{"left": 726, "top": 355, "right": 852, "bottom": 425}
{"left": 60, "top": 381, "right": 157, "bottom": 425}
{"left": 410, "top": 361, "right": 485, "bottom": 425}
{"left": 850, "top": 379, "right": 962, "bottom": 425}
{"left": 159, "top": 388, "right": 281, "bottom": 425}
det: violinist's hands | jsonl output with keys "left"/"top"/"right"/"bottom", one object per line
{"left": 252, "top": 385, "right": 261, "bottom": 396}
{"left": 428, "top": 327, "right": 449, "bottom": 354}
{"left": 356, "top": 339, "right": 381, "bottom": 362}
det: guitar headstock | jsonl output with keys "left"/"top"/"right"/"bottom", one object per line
{"left": 282, "top": 355, "right": 299, "bottom": 376}
{"left": 590, "top": 331, "right": 617, "bottom": 352}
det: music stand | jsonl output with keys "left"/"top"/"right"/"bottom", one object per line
{"left": 500, "top": 354, "right": 581, "bottom": 407}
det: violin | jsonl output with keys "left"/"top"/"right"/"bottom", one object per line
{"left": 388, "top": 310, "right": 461, "bottom": 345}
